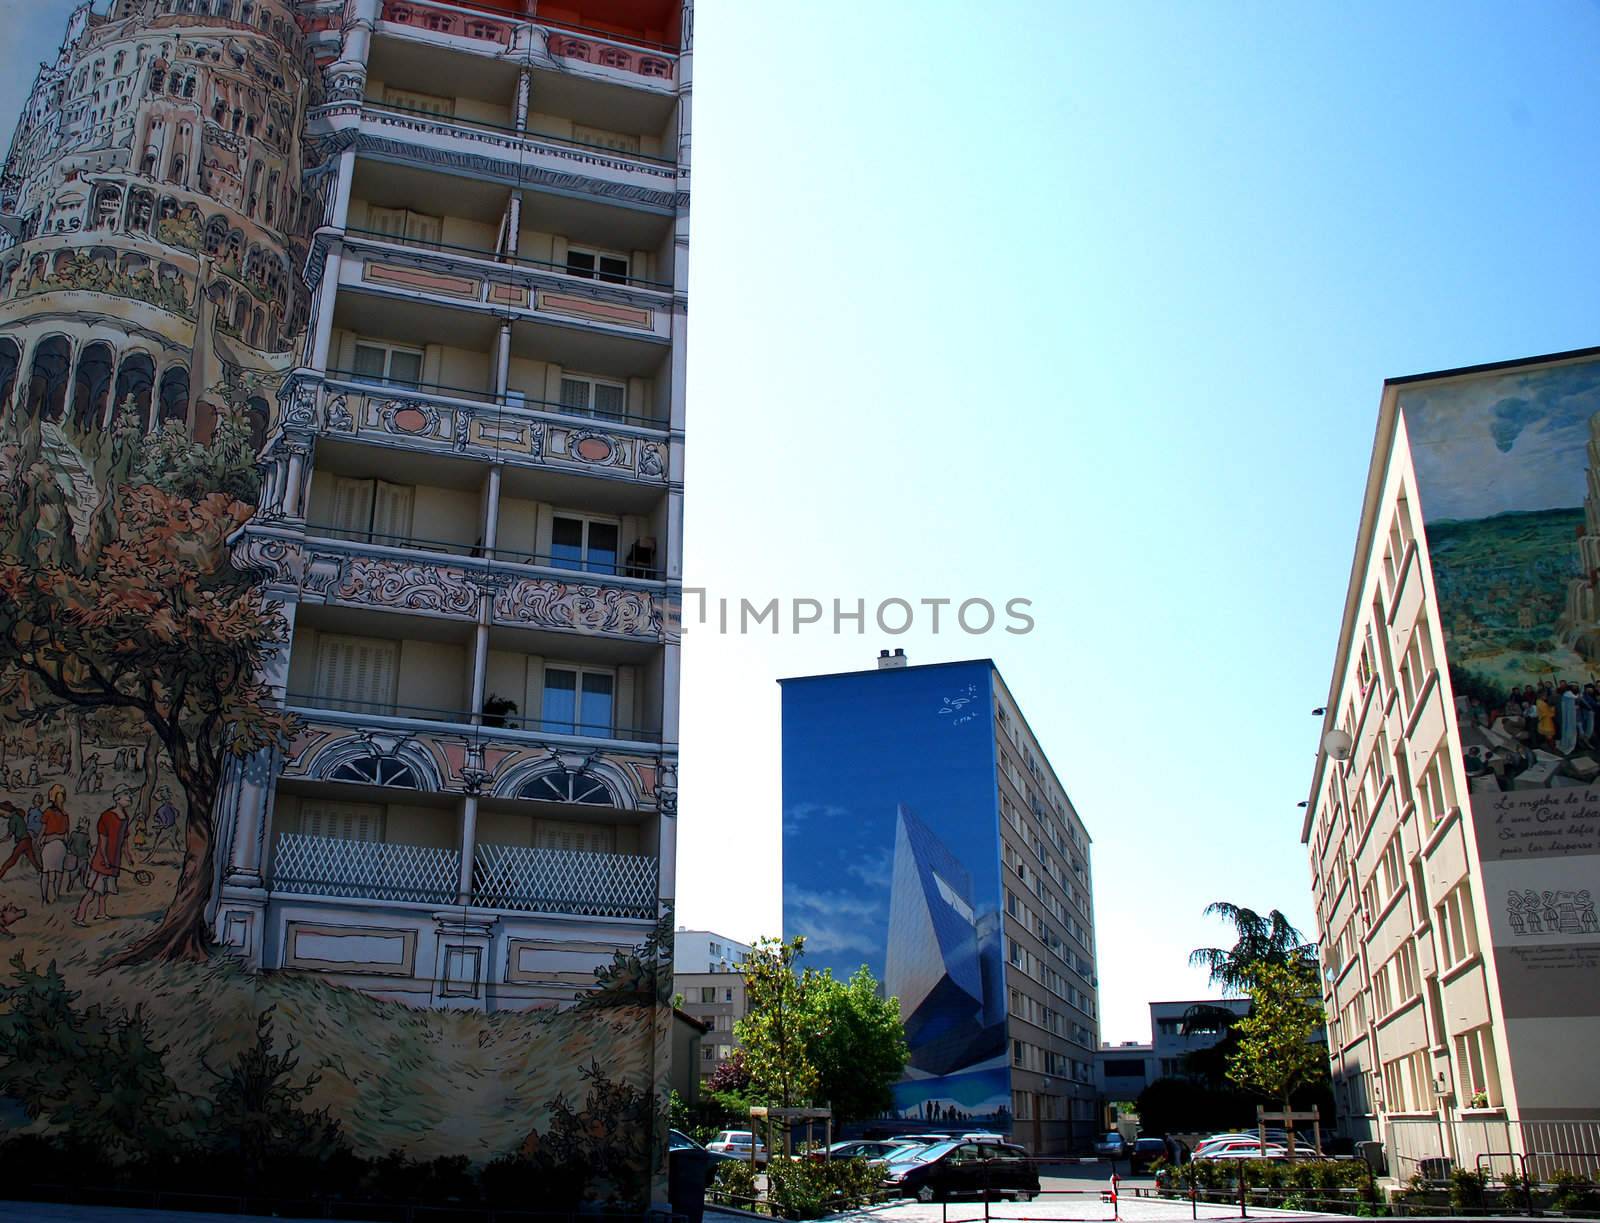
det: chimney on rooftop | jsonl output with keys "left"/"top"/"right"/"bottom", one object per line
{"left": 877, "top": 648, "right": 908, "bottom": 670}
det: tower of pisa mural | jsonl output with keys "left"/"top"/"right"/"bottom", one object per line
{"left": 0, "top": 1, "right": 668, "bottom": 1204}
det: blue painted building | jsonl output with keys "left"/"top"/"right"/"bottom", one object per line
{"left": 781, "top": 654, "right": 1100, "bottom": 1154}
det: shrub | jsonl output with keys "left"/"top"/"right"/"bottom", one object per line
{"left": 1551, "top": 1170, "right": 1600, "bottom": 1215}
{"left": 713, "top": 1157, "right": 759, "bottom": 1203}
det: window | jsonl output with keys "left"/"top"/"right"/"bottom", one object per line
{"left": 1156, "top": 1018, "right": 1182, "bottom": 1037}
{"left": 1399, "top": 619, "right": 1435, "bottom": 713}
{"left": 535, "top": 820, "right": 615, "bottom": 853}
{"left": 383, "top": 86, "right": 454, "bottom": 117}
{"left": 542, "top": 666, "right": 615, "bottom": 737}
{"left": 558, "top": 373, "right": 626, "bottom": 421}
{"left": 725, "top": 988, "right": 733, "bottom": 1002}
{"left": 566, "top": 245, "right": 629, "bottom": 283}
{"left": 326, "top": 477, "right": 415, "bottom": 545}
{"left": 1416, "top": 742, "right": 1456, "bottom": 832}
{"left": 571, "top": 123, "right": 639, "bottom": 154}
{"left": 1012, "top": 1040, "right": 1025, "bottom": 1067}
{"left": 367, "top": 205, "right": 443, "bottom": 249}
{"left": 313, "top": 635, "right": 398, "bottom": 715}
{"left": 700, "top": 987, "right": 715, "bottom": 1004}
{"left": 300, "top": 799, "right": 384, "bottom": 842}
{"left": 351, "top": 340, "right": 423, "bottom": 388}
{"left": 549, "top": 514, "right": 620, "bottom": 574}
{"left": 1436, "top": 882, "right": 1480, "bottom": 970}
{"left": 1454, "top": 1025, "right": 1503, "bottom": 1108}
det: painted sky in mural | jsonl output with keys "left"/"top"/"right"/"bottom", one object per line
{"left": 782, "top": 661, "right": 1010, "bottom": 1124}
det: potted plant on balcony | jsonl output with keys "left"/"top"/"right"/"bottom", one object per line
{"left": 482, "top": 694, "right": 518, "bottom": 729}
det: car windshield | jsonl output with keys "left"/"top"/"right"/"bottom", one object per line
{"left": 913, "top": 1141, "right": 959, "bottom": 1163}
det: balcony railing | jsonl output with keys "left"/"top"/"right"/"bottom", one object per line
{"left": 473, "top": 841, "right": 657, "bottom": 918}
{"left": 324, "top": 369, "right": 667, "bottom": 432}
{"left": 283, "top": 692, "right": 667, "bottom": 745}
{"left": 344, "top": 227, "right": 672, "bottom": 293}
{"left": 272, "top": 833, "right": 658, "bottom": 920}
{"left": 363, "top": 101, "right": 676, "bottom": 167}
{"left": 299, "top": 521, "right": 666, "bottom": 582}
{"left": 273, "top": 832, "right": 459, "bottom": 904}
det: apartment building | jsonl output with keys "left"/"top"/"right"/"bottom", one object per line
{"left": 214, "top": 0, "right": 690, "bottom": 1005}
{"left": 781, "top": 654, "right": 1100, "bottom": 1155}
{"left": 1093, "top": 998, "right": 1250, "bottom": 1106}
{"left": 673, "top": 928, "right": 750, "bottom": 1081}
{"left": 0, "top": 0, "right": 690, "bottom": 1186}
{"left": 1305, "top": 348, "right": 1600, "bottom": 1179}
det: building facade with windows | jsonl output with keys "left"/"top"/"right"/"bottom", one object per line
{"left": 213, "top": 0, "right": 691, "bottom": 1007}
{"left": 782, "top": 654, "right": 1100, "bottom": 1155}
{"left": 672, "top": 928, "right": 750, "bottom": 1081}
{"left": 1305, "top": 349, "right": 1600, "bottom": 1180}
{"left": 0, "top": 0, "right": 691, "bottom": 1188}
{"left": 1092, "top": 998, "right": 1250, "bottom": 1111}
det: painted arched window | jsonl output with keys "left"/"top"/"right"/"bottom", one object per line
{"left": 516, "top": 768, "right": 616, "bottom": 806}
{"left": 72, "top": 342, "right": 116, "bottom": 431}
{"left": 204, "top": 215, "right": 227, "bottom": 254}
{"left": 111, "top": 351, "right": 155, "bottom": 431}
{"left": 25, "top": 336, "right": 73, "bottom": 424}
{"left": 329, "top": 754, "right": 420, "bottom": 788}
{"left": 157, "top": 365, "right": 189, "bottom": 426}
{"left": 0, "top": 336, "right": 23, "bottom": 416}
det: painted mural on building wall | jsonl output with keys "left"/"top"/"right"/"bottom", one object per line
{"left": 1401, "top": 357, "right": 1600, "bottom": 1020}
{"left": 782, "top": 662, "right": 1013, "bottom": 1129}
{"left": 0, "top": 0, "right": 670, "bottom": 1205}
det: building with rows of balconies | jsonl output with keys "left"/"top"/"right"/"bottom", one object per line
{"left": 209, "top": 0, "right": 691, "bottom": 1010}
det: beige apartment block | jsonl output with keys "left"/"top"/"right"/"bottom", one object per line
{"left": 1305, "top": 348, "right": 1600, "bottom": 1180}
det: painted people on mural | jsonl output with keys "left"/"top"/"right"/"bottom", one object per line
{"left": 38, "top": 783, "right": 70, "bottom": 904}
{"left": 73, "top": 784, "right": 132, "bottom": 928}
{"left": 1455, "top": 680, "right": 1600, "bottom": 790}
{"left": 0, "top": 799, "right": 41, "bottom": 885}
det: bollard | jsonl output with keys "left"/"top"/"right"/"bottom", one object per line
{"left": 1190, "top": 1176, "right": 1198, "bottom": 1220}
{"left": 1111, "top": 1171, "right": 1120, "bottom": 1222}
{"left": 1238, "top": 1173, "right": 1248, "bottom": 1219}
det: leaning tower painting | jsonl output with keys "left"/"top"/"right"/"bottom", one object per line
{"left": 0, "top": 0, "right": 682, "bottom": 1205}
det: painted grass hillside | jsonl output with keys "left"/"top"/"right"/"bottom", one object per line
{"left": 1, "top": 870, "right": 657, "bottom": 1163}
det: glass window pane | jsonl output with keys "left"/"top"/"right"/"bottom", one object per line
{"left": 542, "top": 669, "right": 577, "bottom": 732}
{"left": 560, "top": 378, "right": 591, "bottom": 413}
{"left": 593, "top": 382, "right": 625, "bottom": 420}
{"left": 580, "top": 672, "right": 614, "bottom": 735}
{"left": 352, "top": 343, "right": 386, "bottom": 382}
{"left": 387, "top": 349, "right": 422, "bottom": 387}
{"left": 551, "top": 516, "right": 584, "bottom": 568}
{"left": 566, "top": 250, "right": 596, "bottom": 277}
{"left": 586, "top": 521, "right": 618, "bottom": 574}
{"left": 598, "top": 254, "right": 628, "bottom": 283}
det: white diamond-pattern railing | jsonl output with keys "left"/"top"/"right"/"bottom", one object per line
{"left": 273, "top": 834, "right": 460, "bottom": 905}
{"left": 472, "top": 843, "right": 657, "bottom": 919}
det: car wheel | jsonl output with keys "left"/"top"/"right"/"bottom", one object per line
{"left": 917, "top": 1184, "right": 936, "bottom": 1204}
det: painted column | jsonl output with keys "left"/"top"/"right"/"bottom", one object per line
{"left": 493, "top": 322, "right": 511, "bottom": 398}
{"left": 457, "top": 794, "right": 478, "bottom": 902}
{"left": 58, "top": 338, "right": 79, "bottom": 428}
{"left": 514, "top": 67, "right": 531, "bottom": 132}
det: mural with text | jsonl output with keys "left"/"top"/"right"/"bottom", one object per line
{"left": 0, "top": 0, "right": 667, "bottom": 1205}
{"left": 1402, "top": 358, "right": 1600, "bottom": 1019}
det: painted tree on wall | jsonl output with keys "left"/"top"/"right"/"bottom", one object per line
{"left": 0, "top": 409, "right": 293, "bottom": 963}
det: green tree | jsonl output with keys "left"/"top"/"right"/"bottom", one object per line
{"left": 1226, "top": 960, "right": 1327, "bottom": 1119}
{"left": 807, "top": 965, "right": 908, "bottom": 1124}
{"left": 1189, "top": 901, "right": 1315, "bottom": 992}
{"left": 736, "top": 936, "right": 823, "bottom": 1109}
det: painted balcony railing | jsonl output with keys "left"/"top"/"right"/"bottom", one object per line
{"left": 339, "top": 232, "right": 673, "bottom": 342}
{"left": 306, "top": 377, "right": 671, "bottom": 483}
{"left": 238, "top": 527, "right": 670, "bottom": 640}
{"left": 276, "top": 710, "right": 673, "bottom": 812}
{"left": 271, "top": 835, "right": 659, "bottom": 920}
{"left": 379, "top": 0, "right": 678, "bottom": 77}
{"left": 350, "top": 103, "right": 679, "bottom": 200}
{"left": 472, "top": 842, "right": 657, "bottom": 919}
{"left": 273, "top": 833, "right": 460, "bottom": 904}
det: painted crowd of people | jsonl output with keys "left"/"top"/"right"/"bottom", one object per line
{"left": 1506, "top": 888, "right": 1598, "bottom": 936}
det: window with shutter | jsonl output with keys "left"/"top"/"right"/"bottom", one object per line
{"left": 565, "top": 244, "right": 630, "bottom": 284}
{"left": 571, "top": 123, "right": 639, "bottom": 154}
{"left": 383, "top": 86, "right": 454, "bottom": 117}
{"left": 315, "top": 635, "right": 398, "bottom": 715}
{"left": 369, "top": 206, "right": 443, "bottom": 249}
{"left": 328, "top": 478, "right": 413, "bottom": 544}
{"left": 371, "top": 481, "right": 414, "bottom": 543}
{"left": 541, "top": 665, "right": 615, "bottom": 737}
{"left": 301, "top": 800, "right": 385, "bottom": 842}
{"left": 536, "top": 820, "right": 615, "bottom": 853}
{"left": 556, "top": 374, "right": 626, "bottom": 421}
{"left": 331, "top": 476, "right": 375, "bottom": 540}
{"left": 351, "top": 339, "right": 424, "bottom": 389}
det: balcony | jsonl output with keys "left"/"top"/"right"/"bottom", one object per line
{"left": 312, "top": 101, "right": 680, "bottom": 212}
{"left": 292, "top": 375, "right": 670, "bottom": 483}
{"left": 339, "top": 229, "right": 673, "bottom": 342}
{"left": 271, "top": 832, "right": 658, "bottom": 919}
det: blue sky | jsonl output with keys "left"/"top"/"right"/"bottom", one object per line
{"left": 8, "top": 1, "right": 1600, "bottom": 1042}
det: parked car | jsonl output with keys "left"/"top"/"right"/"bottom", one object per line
{"left": 809, "top": 1139, "right": 909, "bottom": 1163}
{"left": 883, "top": 1140, "right": 1040, "bottom": 1204}
{"left": 1094, "top": 1132, "right": 1130, "bottom": 1159}
{"left": 1129, "top": 1137, "right": 1170, "bottom": 1173}
{"left": 669, "top": 1130, "right": 740, "bottom": 1184}
{"left": 705, "top": 1130, "right": 769, "bottom": 1165}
